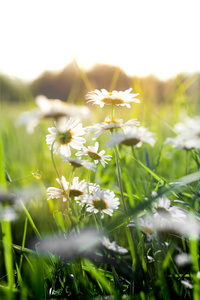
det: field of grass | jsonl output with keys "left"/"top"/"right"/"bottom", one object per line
{"left": 0, "top": 75, "right": 200, "bottom": 299}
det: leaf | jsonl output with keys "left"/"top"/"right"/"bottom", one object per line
{"left": 53, "top": 210, "right": 66, "bottom": 232}
{"left": 0, "top": 131, "right": 6, "bottom": 188}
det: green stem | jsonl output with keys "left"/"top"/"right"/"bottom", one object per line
{"left": 1, "top": 220, "right": 14, "bottom": 289}
{"left": 111, "top": 103, "right": 115, "bottom": 120}
{"left": 19, "top": 217, "right": 28, "bottom": 272}
{"left": 114, "top": 146, "right": 127, "bottom": 213}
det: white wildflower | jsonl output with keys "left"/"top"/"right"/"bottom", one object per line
{"left": 86, "top": 88, "right": 140, "bottom": 108}
{"left": 85, "top": 116, "right": 140, "bottom": 140}
{"left": 76, "top": 142, "right": 112, "bottom": 167}
{"left": 46, "top": 117, "right": 86, "bottom": 157}
{"left": 107, "top": 126, "right": 156, "bottom": 148}
{"left": 101, "top": 236, "right": 128, "bottom": 254}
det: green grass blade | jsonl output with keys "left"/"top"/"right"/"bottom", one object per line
{"left": 0, "top": 130, "right": 6, "bottom": 188}
{"left": 21, "top": 202, "right": 41, "bottom": 239}
{"left": 1, "top": 221, "right": 14, "bottom": 289}
{"left": 83, "top": 259, "right": 115, "bottom": 295}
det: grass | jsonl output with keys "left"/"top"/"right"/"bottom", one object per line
{"left": 0, "top": 75, "right": 200, "bottom": 299}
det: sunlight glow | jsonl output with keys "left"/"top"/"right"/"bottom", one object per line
{"left": 1, "top": 0, "right": 200, "bottom": 81}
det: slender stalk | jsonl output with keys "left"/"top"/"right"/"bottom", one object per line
{"left": 111, "top": 103, "right": 115, "bottom": 121}
{"left": 1, "top": 220, "right": 14, "bottom": 290}
{"left": 114, "top": 146, "right": 127, "bottom": 213}
{"left": 19, "top": 217, "right": 28, "bottom": 272}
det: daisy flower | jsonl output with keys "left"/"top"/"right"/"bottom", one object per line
{"left": 128, "top": 214, "right": 154, "bottom": 241}
{"left": 61, "top": 157, "right": 96, "bottom": 171}
{"left": 165, "top": 116, "right": 200, "bottom": 150}
{"left": 174, "top": 253, "right": 192, "bottom": 268}
{"left": 47, "top": 176, "right": 87, "bottom": 201}
{"left": 85, "top": 116, "right": 140, "bottom": 140}
{"left": 101, "top": 236, "right": 128, "bottom": 254}
{"left": 107, "top": 126, "right": 156, "bottom": 148}
{"left": 164, "top": 137, "right": 196, "bottom": 150}
{"left": 151, "top": 195, "right": 188, "bottom": 231}
{"left": 86, "top": 88, "right": 140, "bottom": 108}
{"left": 76, "top": 142, "right": 112, "bottom": 167}
{"left": 82, "top": 188, "right": 120, "bottom": 218}
{"left": 17, "top": 95, "right": 90, "bottom": 134}
{"left": 35, "top": 95, "right": 90, "bottom": 120}
{"left": 46, "top": 117, "right": 86, "bottom": 157}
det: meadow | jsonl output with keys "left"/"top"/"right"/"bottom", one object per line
{"left": 0, "top": 73, "right": 200, "bottom": 299}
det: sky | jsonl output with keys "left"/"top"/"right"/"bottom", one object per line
{"left": 1, "top": 0, "right": 200, "bottom": 82}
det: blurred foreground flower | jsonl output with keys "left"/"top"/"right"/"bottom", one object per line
{"left": 47, "top": 176, "right": 87, "bottom": 202}
{"left": 130, "top": 194, "right": 200, "bottom": 239}
{"left": 17, "top": 95, "right": 90, "bottom": 134}
{"left": 79, "top": 188, "right": 120, "bottom": 218}
{"left": 151, "top": 195, "right": 188, "bottom": 226}
{"left": 46, "top": 117, "right": 86, "bottom": 157}
{"left": 76, "top": 142, "right": 112, "bottom": 167}
{"left": 107, "top": 127, "right": 156, "bottom": 148}
{"left": 174, "top": 253, "right": 192, "bottom": 268}
{"left": 86, "top": 88, "right": 140, "bottom": 108}
{"left": 165, "top": 116, "right": 200, "bottom": 150}
{"left": 101, "top": 236, "right": 128, "bottom": 254}
{"left": 85, "top": 116, "right": 140, "bottom": 140}
{"left": 36, "top": 228, "right": 102, "bottom": 261}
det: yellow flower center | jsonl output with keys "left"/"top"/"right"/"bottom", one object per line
{"left": 105, "top": 120, "right": 118, "bottom": 125}
{"left": 69, "top": 161, "right": 82, "bottom": 168}
{"left": 69, "top": 189, "right": 83, "bottom": 197}
{"left": 92, "top": 198, "right": 108, "bottom": 210}
{"left": 102, "top": 98, "right": 125, "bottom": 105}
{"left": 121, "top": 138, "right": 140, "bottom": 146}
{"left": 141, "top": 226, "right": 153, "bottom": 235}
{"left": 88, "top": 151, "right": 101, "bottom": 160}
{"left": 58, "top": 130, "right": 73, "bottom": 145}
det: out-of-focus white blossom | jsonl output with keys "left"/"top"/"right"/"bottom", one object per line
{"left": 86, "top": 88, "right": 140, "bottom": 108}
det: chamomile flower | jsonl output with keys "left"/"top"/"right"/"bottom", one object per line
{"left": 164, "top": 137, "right": 196, "bottom": 150}
{"left": 17, "top": 95, "right": 90, "bottom": 134}
{"left": 174, "top": 253, "right": 192, "bottom": 268}
{"left": 35, "top": 95, "right": 90, "bottom": 120}
{"left": 76, "top": 142, "right": 112, "bottom": 167}
{"left": 46, "top": 117, "right": 86, "bottom": 157}
{"left": 83, "top": 188, "right": 120, "bottom": 218}
{"left": 152, "top": 195, "right": 188, "bottom": 231}
{"left": 86, "top": 88, "right": 140, "bottom": 108}
{"left": 85, "top": 116, "right": 140, "bottom": 140}
{"left": 47, "top": 176, "right": 87, "bottom": 201}
{"left": 75, "top": 182, "right": 101, "bottom": 206}
{"left": 165, "top": 116, "right": 200, "bottom": 150}
{"left": 101, "top": 236, "right": 128, "bottom": 254}
{"left": 107, "top": 127, "right": 156, "bottom": 148}
{"left": 61, "top": 157, "right": 96, "bottom": 171}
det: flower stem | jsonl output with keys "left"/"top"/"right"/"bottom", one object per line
{"left": 111, "top": 103, "right": 115, "bottom": 120}
{"left": 114, "top": 146, "right": 127, "bottom": 213}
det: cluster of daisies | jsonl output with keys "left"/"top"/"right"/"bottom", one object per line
{"left": 43, "top": 88, "right": 158, "bottom": 219}
{"left": 18, "top": 88, "right": 200, "bottom": 222}
{"left": 130, "top": 193, "right": 198, "bottom": 239}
